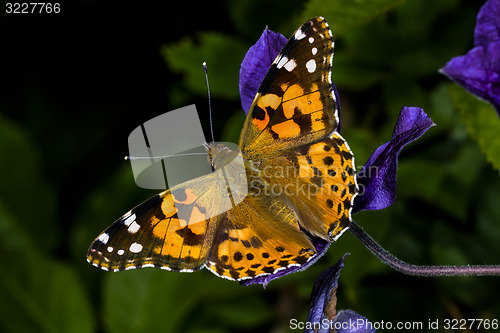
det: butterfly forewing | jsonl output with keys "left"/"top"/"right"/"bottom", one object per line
{"left": 240, "top": 17, "right": 339, "bottom": 155}
{"left": 87, "top": 175, "right": 224, "bottom": 272}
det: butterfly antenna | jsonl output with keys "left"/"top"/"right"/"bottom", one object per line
{"left": 203, "top": 62, "right": 215, "bottom": 144}
{"left": 349, "top": 221, "right": 500, "bottom": 276}
{"left": 124, "top": 152, "right": 207, "bottom": 160}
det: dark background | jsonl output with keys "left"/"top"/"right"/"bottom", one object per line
{"left": 1, "top": 0, "right": 499, "bottom": 332}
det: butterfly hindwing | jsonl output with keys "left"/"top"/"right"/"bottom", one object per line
{"left": 206, "top": 193, "right": 317, "bottom": 280}
{"left": 257, "top": 132, "right": 357, "bottom": 241}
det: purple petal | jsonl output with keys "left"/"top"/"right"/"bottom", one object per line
{"left": 239, "top": 28, "right": 287, "bottom": 114}
{"left": 333, "top": 310, "right": 377, "bottom": 333}
{"left": 332, "top": 82, "right": 342, "bottom": 132}
{"left": 440, "top": 42, "right": 500, "bottom": 114}
{"left": 240, "top": 236, "right": 330, "bottom": 287}
{"left": 305, "top": 254, "right": 348, "bottom": 333}
{"left": 353, "top": 107, "right": 435, "bottom": 213}
{"left": 474, "top": 0, "right": 500, "bottom": 46}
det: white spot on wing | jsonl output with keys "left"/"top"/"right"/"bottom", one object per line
{"left": 127, "top": 221, "right": 140, "bottom": 234}
{"left": 312, "top": 47, "right": 317, "bottom": 55}
{"left": 107, "top": 246, "right": 114, "bottom": 252}
{"left": 276, "top": 56, "right": 288, "bottom": 69}
{"left": 129, "top": 242, "right": 143, "bottom": 253}
{"left": 306, "top": 59, "right": 316, "bottom": 73}
{"left": 294, "top": 28, "right": 306, "bottom": 40}
{"left": 117, "top": 249, "right": 125, "bottom": 256}
{"left": 284, "top": 59, "right": 297, "bottom": 72}
{"left": 308, "top": 37, "right": 314, "bottom": 43}
{"left": 97, "top": 233, "right": 109, "bottom": 244}
{"left": 123, "top": 213, "right": 136, "bottom": 227}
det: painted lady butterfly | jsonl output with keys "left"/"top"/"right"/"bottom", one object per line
{"left": 87, "top": 17, "right": 358, "bottom": 282}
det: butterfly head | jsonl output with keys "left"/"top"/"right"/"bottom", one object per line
{"left": 203, "top": 142, "right": 242, "bottom": 171}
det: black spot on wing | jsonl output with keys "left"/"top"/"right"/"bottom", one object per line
{"left": 252, "top": 106, "right": 266, "bottom": 121}
{"left": 250, "top": 236, "right": 263, "bottom": 248}
{"left": 176, "top": 227, "right": 204, "bottom": 246}
{"left": 234, "top": 252, "right": 243, "bottom": 262}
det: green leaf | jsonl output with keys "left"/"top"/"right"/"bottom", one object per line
{"left": 162, "top": 33, "right": 248, "bottom": 101}
{"left": 104, "top": 270, "right": 196, "bottom": 333}
{"left": 0, "top": 202, "right": 94, "bottom": 333}
{"left": 103, "top": 269, "right": 250, "bottom": 333}
{"left": 448, "top": 84, "right": 500, "bottom": 172}
{"left": 292, "top": 0, "right": 407, "bottom": 37}
{"left": 226, "top": 0, "right": 304, "bottom": 37}
{"left": 205, "top": 296, "right": 272, "bottom": 327}
{"left": 397, "top": 144, "right": 483, "bottom": 221}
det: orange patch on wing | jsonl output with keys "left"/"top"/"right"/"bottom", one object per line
{"left": 283, "top": 91, "right": 323, "bottom": 116}
{"left": 152, "top": 219, "right": 168, "bottom": 239}
{"left": 310, "top": 111, "right": 326, "bottom": 132}
{"left": 283, "top": 84, "right": 304, "bottom": 102}
{"left": 252, "top": 110, "right": 270, "bottom": 131}
{"left": 156, "top": 218, "right": 184, "bottom": 257}
{"left": 258, "top": 93, "right": 281, "bottom": 110}
{"left": 187, "top": 214, "right": 208, "bottom": 234}
{"left": 152, "top": 216, "right": 184, "bottom": 236}
{"left": 308, "top": 141, "right": 327, "bottom": 154}
{"left": 271, "top": 120, "right": 301, "bottom": 139}
{"left": 180, "top": 244, "right": 202, "bottom": 260}
{"left": 161, "top": 193, "right": 177, "bottom": 218}
{"left": 188, "top": 207, "right": 206, "bottom": 225}
{"left": 304, "top": 91, "right": 324, "bottom": 114}
{"left": 228, "top": 227, "right": 254, "bottom": 240}
{"left": 282, "top": 83, "right": 323, "bottom": 119}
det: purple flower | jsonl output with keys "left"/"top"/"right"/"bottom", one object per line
{"left": 353, "top": 106, "right": 435, "bottom": 213}
{"left": 440, "top": 0, "right": 500, "bottom": 116}
{"left": 306, "top": 255, "right": 376, "bottom": 333}
{"left": 239, "top": 28, "right": 287, "bottom": 113}
{"left": 239, "top": 27, "right": 434, "bottom": 287}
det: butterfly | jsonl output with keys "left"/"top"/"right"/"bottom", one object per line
{"left": 87, "top": 16, "right": 358, "bottom": 282}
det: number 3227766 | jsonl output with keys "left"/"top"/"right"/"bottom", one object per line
{"left": 6, "top": 3, "right": 60, "bottom": 14}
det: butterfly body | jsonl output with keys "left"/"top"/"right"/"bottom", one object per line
{"left": 87, "top": 17, "right": 358, "bottom": 282}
